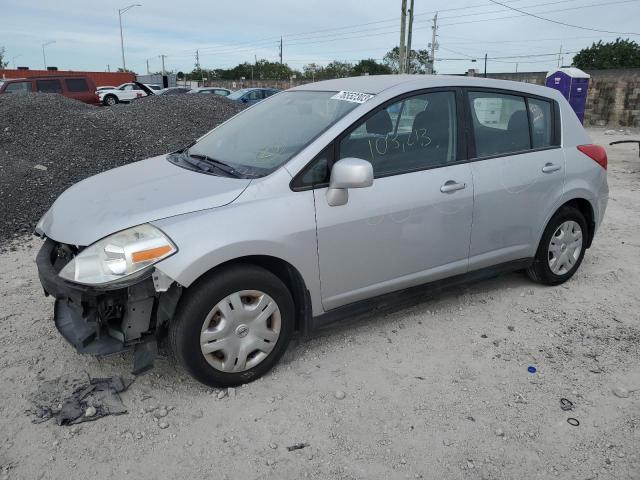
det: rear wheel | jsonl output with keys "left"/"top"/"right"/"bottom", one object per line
{"left": 169, "top": 264, "right": 294, "bottom": 387}
{"left": 526, "top": 206, "right": 587, "bottom": 285}
{"left": 103, "top": 94, "right": 118, "bottom": 106}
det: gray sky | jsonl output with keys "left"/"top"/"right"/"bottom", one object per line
{"left": 2, "top": 0, "right": 639, "bottom": 75}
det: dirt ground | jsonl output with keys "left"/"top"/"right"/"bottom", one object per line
{"left": 1, "top": 128, "right": 639, "bottom": 480}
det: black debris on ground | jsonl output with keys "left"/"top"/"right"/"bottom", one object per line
{"left": 29, "top": 374, "right": 134, "bottom": 425}
{"left": 0, "top": 93, "right": 245, "bottom": 248}
{"left": 287, "top": 442, "right": 310, "bottom": 451}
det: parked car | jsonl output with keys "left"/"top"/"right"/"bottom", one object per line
{"left": 155, "top": 87, "right": 192, "bottom": 96}
{"left": 0, "top": 75, "right": 100, "bottom": 105}
{"left": 98, "top": 83, "right": 150, "bottom": 106}
{"left": 35, "top": 75, "right": 608, "bottom": 387}
{"left": 226, "top": 87, "right": 280, "bottom": 105}
{"left": 188, "top": 87, "right": 232, "bottom": 97}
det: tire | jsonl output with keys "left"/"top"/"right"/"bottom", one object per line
{"left": 103, "top": 95, "right": 118, "bottom": 106}
{"left": 169, "top": 264, "right": 295, "bottom": 387}
{"left": 526, "top": 206, "right": 588, "bottom": 285}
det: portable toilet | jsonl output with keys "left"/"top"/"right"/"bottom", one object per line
{"left": 545, "top": 67, "right": 590, "bottom": 124}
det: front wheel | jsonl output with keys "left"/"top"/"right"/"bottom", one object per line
{"left": 103, "top": 94, "right": 118, "bottom": 106}
{"left": 526, "top": 206, "right": 587, "bottom": 285}
{"left": 169, "top": 264, "right": 294, "bottom": 387}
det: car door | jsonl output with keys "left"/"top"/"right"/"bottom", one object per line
{"left": 36, "top": 79, "right": 63, "bottom": 95}
{"left": 313, "top": 90, "right": 474, "bottom": 310}
{"left": 244, "top": 90, "right": 263, "bottom": 105}
{"left": 63, "top": 78, "right": 91, "bottom": 103}
{"left": 465, "top": 89, "right": 565, "bottom": 270}
{"left": 119, "top": 84, "right": 137, "bottom": 101}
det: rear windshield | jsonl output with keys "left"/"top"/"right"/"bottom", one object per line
{"left": 188, "top": 91, "right": 361, "bottom": 177}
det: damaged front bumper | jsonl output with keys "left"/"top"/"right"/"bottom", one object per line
{"left": 36, "top": 239, "right": 181, "bottom": 374}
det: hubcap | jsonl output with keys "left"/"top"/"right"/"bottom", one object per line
{"left": 548, "top": 220, "right": 583, "bottom": 275}
{"left": 200, "top": 290, "right": 281, "bottom": 373}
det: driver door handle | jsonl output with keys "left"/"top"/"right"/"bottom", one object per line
{"left": 542, "top": 163, "right": 562, "bottom": 173}
{"left": 440, "top": 181, "right": 466, "bottom": 193}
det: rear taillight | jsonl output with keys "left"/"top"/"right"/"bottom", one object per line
{"left": 577, "top": 144, "right": 607, "bottom": 170}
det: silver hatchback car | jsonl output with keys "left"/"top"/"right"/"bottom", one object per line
{"left": 35, "top": 75, "right": 608, "bottom": 387}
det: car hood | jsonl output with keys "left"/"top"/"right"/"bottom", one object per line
{"left": 39, "top": 155, "right": 251, "bottom": 246}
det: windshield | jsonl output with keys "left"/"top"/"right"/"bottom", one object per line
{"left": 187, "top": 90, "right": 361, "bottom": 177}
{"left": 227, "top": 88, "right": 251, "bottom": 100}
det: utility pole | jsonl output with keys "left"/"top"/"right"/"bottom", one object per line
{"left": 146, "top": 58, "right": 150, "bottom": 74}
{"left": 107, "top": 64, "right": 110, "bottom": 72}
{"left": 428, "top": 13, "right": 438, "bottom": 74}
{"left": 484, "top": 53, "right": 487, "bottom": 78}
{"left": 11, "top": 56, "right": 21, "bottom": 69}
{"left": 118, "top": 4, "right": 141, "bottom": 72}
{"left": 159, "top": 54, "right": 166, "bottom": 75}
{"left": 279, "top": 37, "right": 283, "bottom": 64}
{"left": 557, "top": 44, "right": 563, "bottom": 68}
{"left": 42, "top": 41, "right": 55, "bottom": 69}
{"left": 195, "top": 49, "right": 200, "bottom": 70}
{"left": 399, "top": 0, "right": 407, "bottom": 74}
{"left": 405, "top": 0, "right": 414, "bottom": 73}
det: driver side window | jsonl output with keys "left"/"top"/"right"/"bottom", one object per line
{"left": 338, "top": 91, "right": 457, "bottom": 177}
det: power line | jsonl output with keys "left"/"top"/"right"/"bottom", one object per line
{"left": 165, "top": 0, "right": 596, "bottom": 57}
{"left": 135, "top": 0, "right": 636, "bottom": 69}
{"left": 487, "top": 0, "right": 640, "bottom": 35}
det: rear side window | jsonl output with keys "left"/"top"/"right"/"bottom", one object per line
{"left": 4, "top": 81, "right": 32, "bottom": 93}
{"left": 65, "top": 78, "right": 89, "bottom": 92}
{"left": 36, "top": 79, "right": 63, "bottom": 93}
{"left": 469, "top": 91, "right": 530, "bottom": 156}
{"left": 528, "top": 98, "right": 553, "bottom": 148}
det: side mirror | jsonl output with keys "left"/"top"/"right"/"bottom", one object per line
{"left": 326, "top": 158, "right": 373, "bottom": 207}
{"left": 241, "top": 98, "right": 248, "bottom": 103}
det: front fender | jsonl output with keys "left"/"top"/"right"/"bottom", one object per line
{"left": 151, "top": 190, "right": 323, "bottom": 316}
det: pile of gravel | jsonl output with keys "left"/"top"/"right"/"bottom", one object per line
{"left": 0, "top": 93, "right": 245, "bottom": 246}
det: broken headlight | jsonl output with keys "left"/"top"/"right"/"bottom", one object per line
{"left": 59, "top": 224, "right": 177, "bottom": 285}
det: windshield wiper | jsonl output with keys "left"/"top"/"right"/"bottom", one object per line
{"left": 184, "top": 151, "right": 242, "bottom": 178}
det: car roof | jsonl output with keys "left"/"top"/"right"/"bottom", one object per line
{"left": 291, "top": 74, "right": 562, "bottom": 100}
{"left": 3, "top": 75, "right": 91, "bottom": 81}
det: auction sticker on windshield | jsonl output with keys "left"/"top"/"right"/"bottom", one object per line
{"left": 331, "top": 91, "right": 374, "bottom": 103}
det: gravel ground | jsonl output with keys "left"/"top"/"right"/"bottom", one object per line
{"left": 0, "top": 93, "right": 244, "bottom": 246}
{"left": 0, "top": 128, "right": 639, "bottom": 480}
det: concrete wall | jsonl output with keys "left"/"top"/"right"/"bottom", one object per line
{"left": 478, "top": 69, "right": 640, "bottom": 127}
{"left": 0, "top": 69, "right": 135, "bottom": 87}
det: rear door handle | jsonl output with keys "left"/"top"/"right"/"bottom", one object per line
{"left": 542, "top": 163, "right": 562, "bottom": 173}
{"left": 440, "top": 181, "right": 466, "bottom": 193}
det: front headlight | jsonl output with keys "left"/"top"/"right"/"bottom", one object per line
{"left": 59, "top": 224, "right": 177, "bottom": 285}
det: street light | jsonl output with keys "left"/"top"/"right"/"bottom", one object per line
{"left": 118, "top": 4, "right": 141, "bottom": 72}
{"left": 42, "top": 41, "right": 55, "bottom": 69}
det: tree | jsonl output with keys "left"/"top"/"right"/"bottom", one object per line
{"left": 323, "top": 61, "right": 354, "bottom": 79}
{"left": 352, "top": 58, "right": 391, "bottom": 76}
{"left": 383, "top": 46, "right": 431, "bottom": 74}
{"left": 117, "top": 67, "right": 136, "bottom": 74}
{"left": 573, "top": 38, "right": 640, "bottom": 69}
{"left": 0, "top": 47, "right": 8, "bottom": 69}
